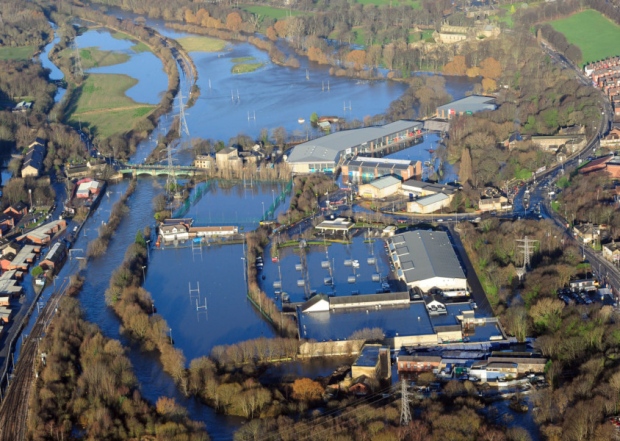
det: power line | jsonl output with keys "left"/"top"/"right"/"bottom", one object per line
{"left": 73, "top": 41, "right": 83, "bottom": 79}
{"left": 178, "top": 90, "right": 190, "bottom": 137}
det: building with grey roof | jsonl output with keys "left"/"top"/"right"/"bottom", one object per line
{"left": 388, "top": 230, "right": 467, "bottom": 292}
{"left": 358, "top": 175, "right": 402, "bottom": 199}
{"left": 286, "top": 120, "right": 422, "bottom": 174}
{"left": 21, "top": 142, "right": 46, "bottom": 178}
{"left": 436, "top": 95, "right": 496, "bottom": 119}
{"left": 407, "top": 193, "right": 452, "bottom": 214}
{"left": 342, "top": 156, "right": 422, "bottom": 183}
{"left": 401, "top": 179, "right": 458, "bottom": 197}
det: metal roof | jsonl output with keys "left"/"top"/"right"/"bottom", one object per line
{"left": 391, "top": 231, "right": 466, "bottom": 284}
{"left": 436, "top": 95, "right": 496, "bottom": 114}
{"left": 402, "top": 179, "right": 458, "bottom": 195}
{"left": 369, "top": 175, "right": 401, "bottom": 190}
{"left": 353, "top": 344, "right": 387, "bottom": 367}
{"left": 329, "top": 291, "right": 410, "bottom": 307}
{"left": 298, "top": 302, "right": 435, "bottom": 341}
{"left": 413, "top": 193, "right": 449, "bottom": 206}
{"left": 287, "top": 120, "right": 422, "bottom": 164}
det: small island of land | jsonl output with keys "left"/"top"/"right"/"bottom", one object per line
{"left": 176, "top": 36, "right": 226, "bottom": 52}
{"left": 231, "top": 56, "right": 264, "bottom": 74}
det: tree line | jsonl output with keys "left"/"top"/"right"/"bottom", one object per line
{"left": 0, "top": 0, "right": 50, "bottom": 48}
{"left": 27, "top": 275, "right": 209, "bottom": 440}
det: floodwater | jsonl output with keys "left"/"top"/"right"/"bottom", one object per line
{"left": 260, "top": 233, "right": 393, "bottom": 304}
{"left": 38, "top": 22, "right": 66, "bottom": 103}
{"left": 76, "top": 28, "right": 168, "bottom": 105}
{"left": 10, "top": 10, "right": 516, "bottom": 441}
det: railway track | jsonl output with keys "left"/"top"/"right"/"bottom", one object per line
{"left": 0, "top": 287, "right": 65, "bottom": 441}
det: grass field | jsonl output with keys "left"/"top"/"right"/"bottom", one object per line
{"left": 231, "top": 57, "right": 255, "bottom": 63}
{"left": 0, "top": 46, "right": 36, "bottom": 60}
{"left": 231, "top": 62, "right": 264, "bottom": 74}
{"left": 177, "top": 36, "right": 226, "bottom": 52}
{"left": 58, "top": 46, "right": 129, "bottom": 69}
{"left": 67, "top": 73, "right": 154, "bottom": 137}
{"left": 241, "top": 5, "right": 305, "bottom": 19}
{"left": 550, "top": 9, "right": 620, "bottom": 66}
{"left": 354, "top": 0, "right": 420, "bottom": 7}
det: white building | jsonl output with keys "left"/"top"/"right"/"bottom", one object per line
{"left": 407, "top": 193, "right": 452, "bottom": 214}
{"left": 388, "top": 230, "right": 467, "bottom": 293}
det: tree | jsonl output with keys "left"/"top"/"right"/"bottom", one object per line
{"left": 480, "top": 57, "right": 502, "bottom": 80}
{"left": 291, "top": 378, "right": 324, "bottom": 402}
{"left": 443, "top": 55, "right": 467, "bottom": 76}
{"left": 226, "top": 12, "right": 243, "bottom": 32}
{"left": 459, "top": 147, "right": 472, "bottom": 185}
{"left": 482, "top": 78, "right": 497, "bottom": 93}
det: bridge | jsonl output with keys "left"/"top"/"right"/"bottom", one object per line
{"left": 117, "top": 163, "right": 207, "bottom": 178}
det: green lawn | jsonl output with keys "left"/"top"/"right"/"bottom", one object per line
{"left": 0, "top": 46, "right": 36, "bottom": 60}
{"left": 241, "top": 5, "right": 305, "bottom": 19}
{"left": 67, "top": 73, "right": 155, "bottom": 137}
{"left": 177, "top": 36, "right": 226, "bottom": 53}
{"left": 63, "top": 47, "right": 130, "bottom": 69}
{"left": 550, "top": 9, "right": 620, "bottom": 66}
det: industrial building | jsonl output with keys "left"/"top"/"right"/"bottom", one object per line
{"left": 351, "top": 344, "right": 391, "bottom": 381}
{"left": 401, "top": 179, "right": 458, "bottom": 198}
{"left": 435, "top": 95, "right": 496, "bottom": 119}
{"left": 407, "top": 193, "right": 452, "bottom": 214}
{"left": 341, "top": 157, "right": 422, "bottom": 183}
{"left": 358, "top": 176, "right": 402, "bottom": 199}
{"left": 389, "top": 230, "right": 467, "bottom": 293}
{"left": 286, "top": 120, "right": 423, "bottom": 174}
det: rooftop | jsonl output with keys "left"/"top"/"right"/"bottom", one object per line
{"left": 367, "top": 175, "right": 402, "bottom": 190}
{"left": 287, "top": 120, "right": 422, "bottom": 164}
{"left": 316, "top": 217, "right": 354, "bottom": 231}
{"left": 413, "top": 193, "right": 449, "bottom": 206}
{"left": 353, "top": 344, "right": 386, "bottom": 367}
{"left": 402, "top": 179, "right": 458, "bottom": 195}
{"left": 436, "top": 95, "right": 496, "bottom": 114}
{"left": 329, "top": 291, "right": 410, "bottom": 308}
{"left": 298, "top": 301, "right": 434, "bottom": 341}
{"left": 19, "top": 220, "right": 65, "bottom": 242}
{"left": 343, "top": 156, "right": 416, "bottom": 171}
{"left": 391, "top": 230, "right": 466, "bottom": 284}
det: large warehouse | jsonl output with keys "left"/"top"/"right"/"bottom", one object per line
{"left": 388, "top": 230, "right": 467, "bottom": 292}
{"left": 286, "top": 120, "right": 423, "bottom": 174}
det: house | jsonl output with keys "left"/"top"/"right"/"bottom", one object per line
{"left": 0, "top": 307, "right": 12, "bottom": 325}
{"left": 479, "top": 196, "right": 508, "bottom": 212}
{"left": 351, "top": 344, "right": 391, "bottom": 381}
{"left": 3, "top": 201, "right": 28, "bottom": 222}
{"left": 531, "top": 134, "right": 587, "bottom": 153}
{"left": 17, "top": 219, "right": 67, "bottom": 245}
{"left": 0, "top": 214, "right": 15, "bottom": 237}
{"left": 159, "top": 223, "right": 190, "bottom": 241}
{"left": 407, "top": 193, "right": 452, "bottom": 214}
{"left": 486, "top": 356, "right": 547, "bottom": 374}
{"left": 0, "top": 270, "right": 22, "bottom": 297}
{"left": 216, "top": 147, "right": 241, "bottom": 170}
{"left": 358, "top": 175, "right": 402, "bottom": 199}
{"left": 601, "top": 128, "right": 620, "bottom": 148}
{"left": 504, "top": 132, "right": 523, "bottom": 149}
{"left": 0, "top": 245, "right": 40, "bottom": 271}
{"left": 603, "top": 241, "right": 620, "bottom": 263}
{"left": 21, "top": 142, "right": 46, "bottom": 178}
{"left": 39, "top": 241, "right": 67, "bottom": 272}
{"left": 193, "top": 154, "right": 214, "bottom": 170}
{"left": 573, "top": 223, "right": 604, "bottom": 245}
{"left": 348, "top": 376, "right": 372, "bottom": 396}
{"left": 397, "top": 354, "right": 441, "bottom": 376}
{"left": 65, "top": 159, "right": 109, "bottom": 179}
